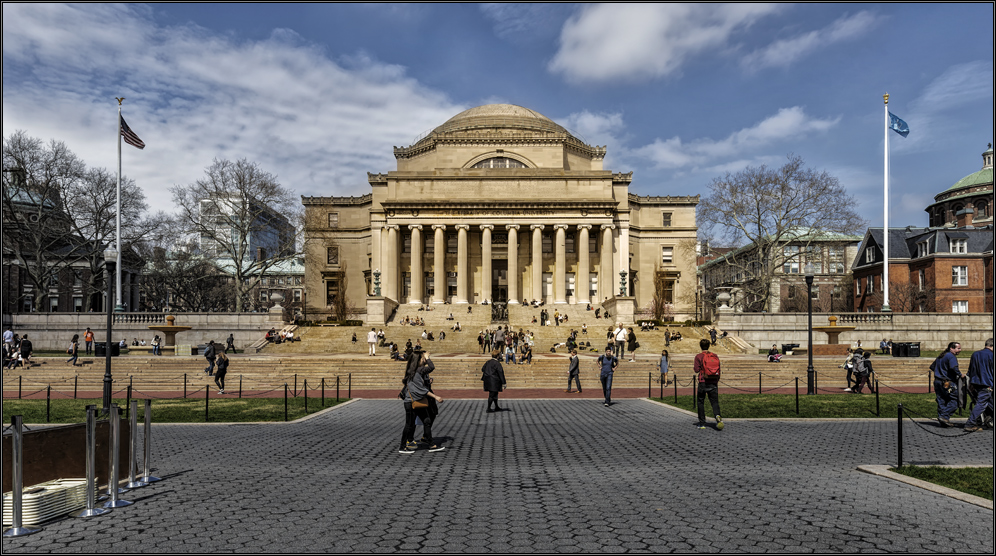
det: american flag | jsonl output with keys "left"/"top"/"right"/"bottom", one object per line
{"left": 120, "top": 115, "right": 145, "bottom": 150}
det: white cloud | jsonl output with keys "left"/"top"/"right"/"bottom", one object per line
{"left": 548, "top": 4, "right": 780, "bottom": 83}
{"left": 1, "top": 4, "right": 465, "bottom": 214}
{"left": 480, "top": 3, "right": 573, "bottom": 43}
{"left": 634, "top": 107, "right": 840, "bottom": 168}
{"left": 741, "top": 11, "right": 883, "bottom": 71}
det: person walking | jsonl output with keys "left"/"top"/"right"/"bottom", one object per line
{"left": 931, "top": 342, "right": 963, "bottom": 427}
{"left": 66, "top": 334, "right": 80, "bottom": 367}
{"left": 405, "top": 351, "right": 445, "bottom": 451}
{"left": 709, "top": 328, "right": 718, "bottom": 346}
{"left": 83, "top": 327, "right": 94, "bottom": 355}
{"left": 840, "top": 349, "right": 856, "bottom": 391}
{"left": 965, "top": 338, "right": 994, "bottom": 432}
{"left": 627, "top": 327, "right": 639, "bottom": 362}
{"left": 566, "top": 349, "right": 582, "bottom": 393}
{"left": 481, "top": 349, "right": 507, "bottom": 413}
{"left": 367, "top": 328, "right": 377, "bottom": 356}
{"left": 398, "top": 351, "right": 423, "bottom": 454}
{"left": 18, "top": 335, "right": 33, "bottom": 368}
{"left": 597, "top": 347, "right": 618, "bottom": 406}
{"left": 851, "top": 351, "right": 873, "bottom": 394}
{"left": 694, "top": 338, "right": 724, "bottom": 430}
{"left": 613, "top": 323, "right": 627, "bottom": 359}
{"left": 225, "top": 333, "right": 236, "bottom": 354}
{"left": 203, "top": 340, "right": 217, "bottom": 376}
{"left": 657, "top": 349, "right": 671, "bottom": 387}
{"left": 214, "top": 352, "right": 229, "bottom": 394}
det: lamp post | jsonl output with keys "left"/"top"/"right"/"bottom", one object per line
{"left": 619, "top": 271, "right": 627, "bottom": 297}
{"left": 373, "top": 268, "right": 381, "bottom": 297}
{"left": 103, "top": 249, "right": 117, "bottom": 414}
{"left": 805, "top": 262, "right": 815, "bottom": 395}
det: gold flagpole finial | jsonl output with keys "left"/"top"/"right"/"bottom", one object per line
{"left": 116, "top": 97, "right": 125, "bottom": 106}
{"left": 883, "top": 93, "right": 889, "bottom": 105}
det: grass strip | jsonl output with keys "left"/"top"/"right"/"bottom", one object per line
{"left": 893, "top": 465, "right": 994, "bottom": 500}
{"left": 651, "top": 392, "right": 943, "bottom": 419}
{"left": 2, "top": 397, "right": 348, "bottom": 424}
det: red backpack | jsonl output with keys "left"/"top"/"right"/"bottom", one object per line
{"left": 700, "top": 352, "right": 721, "bottom": 379}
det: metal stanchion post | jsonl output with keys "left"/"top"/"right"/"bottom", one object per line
{"left": 648, "top": 372, "right": 651, "bottom": 398}
{"left": 897, "top": 403, "right": 904, "bottom": 468}
{"left": 876, "top": 381, "right": 880, "bottom": 417}
{"left": 284, "top": 384, "right": 289, "bottom": 421}
{"left": 19, "top": 375, "right": 22, "bottom": 399}
{"left": 673, "top": 374, "right": 678, "bottom": 403}
{"left": 239, "top": 375, "right": 243, "bottom": 399}
{"left": 3, "top": 415, "right": 42, "bottom": 536}
{"left": 304, "top": 379, "right": 309, "bottom": 413}
{"left": 75, "top": 375, "right": 79, "bottom": 399}
{"left": 140, "top": 399, "right": 161, "bottom": 483}
{"left": 103, "top": 404, "right": 132, "bottom": 508}
{"left": 75, "top": 406, "right": 110, "bottom": 517}
{"left": 348, "top": 373, "right": 351, "bottom": 398}
{"left": 758, "top": 373, "right": 761, "bottom": 394}
{"left": 205, "top": 387, "right": 209, "bottom": 422}
{"left": 47, "top": 385, "right": 51, "bottom": 423}
{"left": 337, "top": 376, "right": 340, "bottom": 402}
{"left": 184, "top": 373, "right": 187, "bottom": 398}
{"left": 322, "top": 378, "right": 325, "bottom": 407}
{"left": 294, "top": 374, "right": 298, "bottom": 397}
{"left": 795, "top": 377, "right": 799, "bottom": 415}
{"left": 126, "top": 400, "right": 147, "bottom": 489}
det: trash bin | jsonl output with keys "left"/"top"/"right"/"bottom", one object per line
{"left": 94, "top": 342, "right": 120, "bottom": 357}
{"left": 908, "top": 342, "right": 921, "bottom": 357}
{"left": 892, "top": 343, "right": 908, "bottom": 357}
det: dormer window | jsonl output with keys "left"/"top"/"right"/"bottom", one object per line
{"left": 950, "top": 239, "right": 967, "bottom": 254}
{"left": 472, "top": 157, "right": 526, "bottom": 169}
{"left": 917, "top": 241, "right": 928, "bottom": 258}
{"left": 865, "top": 246, "right": 875, "bottom": 263}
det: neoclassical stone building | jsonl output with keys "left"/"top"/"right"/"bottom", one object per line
{"left": 303, "top": 104, "right": 698, "bottom": 324}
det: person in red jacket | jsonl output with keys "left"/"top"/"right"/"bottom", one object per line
{"left": 694, "top": 338, "right": 724, "bottom": 430}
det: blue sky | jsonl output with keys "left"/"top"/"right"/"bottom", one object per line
{"left": 3, "top": 4, "right": 993, "bottom": 236}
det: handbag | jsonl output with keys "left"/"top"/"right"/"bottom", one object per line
{"left": 409, "top": 388, "right": 429, "bottom": 410}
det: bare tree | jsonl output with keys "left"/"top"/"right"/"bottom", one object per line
{"left": 2, "top": 131, "right": 86, "bottom": 312}
{"left": 171, "top": 158, "right": 302, "bottom": 312}
{"left": 888, "top": 280, "right": 936, "bottom": 312}
{"left": 698, "top": 155, "right": 866, "bottom": 312}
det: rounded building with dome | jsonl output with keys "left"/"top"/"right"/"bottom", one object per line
{"left": 303, "top": 104, "right": 699, "bottom": 324}
{"left": 926, "top": 144, "right": 993, "bottom": 227}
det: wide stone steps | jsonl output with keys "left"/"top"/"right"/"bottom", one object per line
{"left": 4, "top": 355, "right": 934, "bottom": 393}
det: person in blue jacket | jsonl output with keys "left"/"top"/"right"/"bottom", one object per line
{"left": 965, "top": 338, "right": 994, "bottom": 432}
{"left": 931, "top": 342, "right": 963, "bottom": 427}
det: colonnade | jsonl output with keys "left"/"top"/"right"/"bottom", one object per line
{"left": 372, "top": 222, "right": 629, "bottom": 305}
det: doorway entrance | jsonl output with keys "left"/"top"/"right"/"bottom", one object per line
{"left": 492, "top": 259, "right": 508, "bottom": 303}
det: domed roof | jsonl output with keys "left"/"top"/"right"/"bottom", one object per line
{"left": 431, "top": 103, "right": 571, "bottom": 137}
{"left": 943, "top": 167, "right": 993, "bottom": 195}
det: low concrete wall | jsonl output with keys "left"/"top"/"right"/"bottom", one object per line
{"left": 3, "top": 312, "right": 277, "bottom": 351}
{"left": 715, "top": 312, "right": 994, "bottom": 352}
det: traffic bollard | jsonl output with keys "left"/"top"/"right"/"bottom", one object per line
{"left": 75, "top": 406, "right": 111, "bottom": 517}
{"left": 3, "top": 416, "right": 42, "bottom": 536}
{"left": 126, "top": 400, "right": 147, "bottom": 489}
{"left": 140, "top": 399, "right": 161, "bottom": 483}
{"left": 103, "top": 405, "right": 132, "bottom": 508}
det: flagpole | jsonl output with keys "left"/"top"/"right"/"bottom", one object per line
{"left": 115, "top": 98, "right": 124, "bottom": 312}
{"left": 882, "top": 93, "right": 891, "bottom": 312}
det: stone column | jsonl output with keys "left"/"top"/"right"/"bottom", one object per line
{"left": 577, "top": 224, "right": 591, "bottom": 305}
{"left": 408, "top": 225, "right": 423, "bottom": 304}
{"left": 456, "top": 225, "right": 469, "bottom": 304}
{"left": 480, "top": 225, "right": 493, "bottom": 304}
{"left": 432, "top": 225, "right": 446, "bottom": 304}
{"left": 531, "top": 224, "right": 545, "bottom": 303}
{"left": 600, "top": 224, "right": 615, "bottom": 302}
{"left": 554, "top": 224, "right": 568, "bottom": 304}
{"left": 371, "top": 223, "right": 382, "bottom": 293}
{"left": 506, "top": 225, "right": 520, "bottom": 304}
{"left": 619, "top": 225, "right": 630, "bottom": 296}
{"left": 386, "top": 225, "right": 399, "bottom": 301}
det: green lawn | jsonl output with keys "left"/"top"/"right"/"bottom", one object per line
{"left": 651, "top": 392, "right": 945, "bottom": 419}
{"left": 893, "top": 465, "right": 994, "bottom": 500}
{"left": 2, "top": 396, "right": 348, "bottom": 424}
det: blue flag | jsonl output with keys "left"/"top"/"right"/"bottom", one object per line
{"left": 888, "top": 112, "right": 909, "bottom": 138}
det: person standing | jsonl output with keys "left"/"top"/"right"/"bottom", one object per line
{"left": 627, "top": 327, "right": 639, "bottom": 362}
{"left": 694, "top": 338, "right": 723, "bottom": 430}
{"left": 225, "top": 333, "right": 236, "bottom": 354}
{"left": 83, "top": 327, "right": 94, "bottom": 355}
{"left": 214, "top": 353, "right": 229, "bottom": 394}
{"left": 367, "top": 328, "right": 377, "bottom": 356}
{"left": 613, "top": 323, "right": 627, "bottom": 359}
{"left": 597, "top": 347, "right": 618, "bottom": 406}
{"left": 203, "top": 340, "right": 217, "bottom": 376}
{"left": 965, "top": 338, "right": 994, "bottom": 432}
{"left": 18, "top": 335, "right": 33, "bottom": 368}
{"left": 398, "top": 351, "right": 422, "bottom": 453}
{"left": 66, "top": 334, "right": 80, "bottom": 367}
{"left": 840, "top": 349, "right": 856, "bottom": 391}
{"left": 931, "top": 341, "right": 963, "bottom": 427}
{"left": 664, "top": 328, "right": 671, "bottom": 348}
{"left": 657, "top": 349, "right": 670, "bottom": 387}
{"left": 481, "top": 349, "right": 507, "bottom": 413}
{"left": 709, "top": 328, "right": 718, "bottom": 346}
{"left": 566, "top": 349, "right": 582, "bottom": 393}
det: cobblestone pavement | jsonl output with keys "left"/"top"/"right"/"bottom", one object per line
{"left": 3, "top": 399, "right": 992, "bottom": 553}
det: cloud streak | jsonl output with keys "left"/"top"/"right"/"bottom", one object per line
{"left": 740, "top": 11, "right": 883, "bottom": 71}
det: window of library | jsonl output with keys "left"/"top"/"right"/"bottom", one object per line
{"left": 447, "top": 235, "right": 457, "bottom": 254}
{"left": 426, "top": 275, "right": 434, "bottom": 297}
{"left": 589, "top": 236, "right": 598, "bottom": 254}
{"left": 661, "top": 246, "right": 673, "bottom": 264}
{"left": 662, "top": 212, "right": 672, "bottom": 227}
{"left": 447, "top": 274, "right": 457, "bottom": 297}
{"left": 327, "top": 246, "right": 339, "bottom": 265}
{"left": 425, "top": 237, "right": 434, "bottom": 254}
{"left": 542, "top": 234, "right": 552, "bottom": 254}
{"left": 293, "top": 290, "right": 301, "bottom": 302}
{"left": 403, "top": 234, "right": 411, "bottom": 254}
{"left": 328, "top": 212, "right": 339, "bottom": 228}
{"left": 566, "top": 234, "right": 575, "bottom": 254}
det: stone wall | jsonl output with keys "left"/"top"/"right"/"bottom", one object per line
{"left": 2, "top": 312, "right": 276, "bottom": 351}
{"left": 715, "top": 311, "right": 994, "bottom": 352}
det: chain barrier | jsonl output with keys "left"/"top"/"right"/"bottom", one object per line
{"left": 4, "top": 387, "right": 46, "bottom": 399}
{"left": 900, "top": 405, "right": 976, "bottom": 438}
{"left": 876, "top": 382, "right": 926, "bottom": 394}
{"left": 239, "top": 386, "right": 286, "bottom": 398}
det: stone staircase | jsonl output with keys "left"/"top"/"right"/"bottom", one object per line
{"left": 5, "top": 354, "right": 935, "bottom": 394}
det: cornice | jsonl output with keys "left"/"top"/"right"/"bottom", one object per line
{"left": 302, "top": 194, "right": 372, "bottom": 206}
{"left": 628, "top": 193, "right": 700, "bottom": 205}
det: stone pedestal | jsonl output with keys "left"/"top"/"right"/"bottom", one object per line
{"left": 601, "top": 297, "right": 636, "bottom": 324}
{"left": 366, "top": 297, "right": 399, "bottom": 326}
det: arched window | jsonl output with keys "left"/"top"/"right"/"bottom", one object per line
{"left": 471, "top": 157, "right": 527, "bottom": 169}
{"left": 975, "top": 200, "right": 988, "bottom": 218}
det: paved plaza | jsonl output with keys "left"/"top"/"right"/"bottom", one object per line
{"left": 3, "top": 399, "right": 992, "bottom": 553}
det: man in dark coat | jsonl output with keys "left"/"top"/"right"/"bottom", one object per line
{"left": 566, "top": 349, "right": 582, "bottom": 393}
{"left": 481, "top": 349, "right": 507, "bottom": 413}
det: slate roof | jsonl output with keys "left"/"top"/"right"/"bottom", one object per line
{"left": 853, "top": 225, "right": 994, "bottom": 269}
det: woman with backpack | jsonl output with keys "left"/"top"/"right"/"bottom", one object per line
{"left": 851, "top": 352, "right": 873, "bottom": 394}
{"left": 214, "top": 353, "right": 230, "bottom": 394}
{"left": 695, "top": 338, "right": 724, "bottom": 430}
